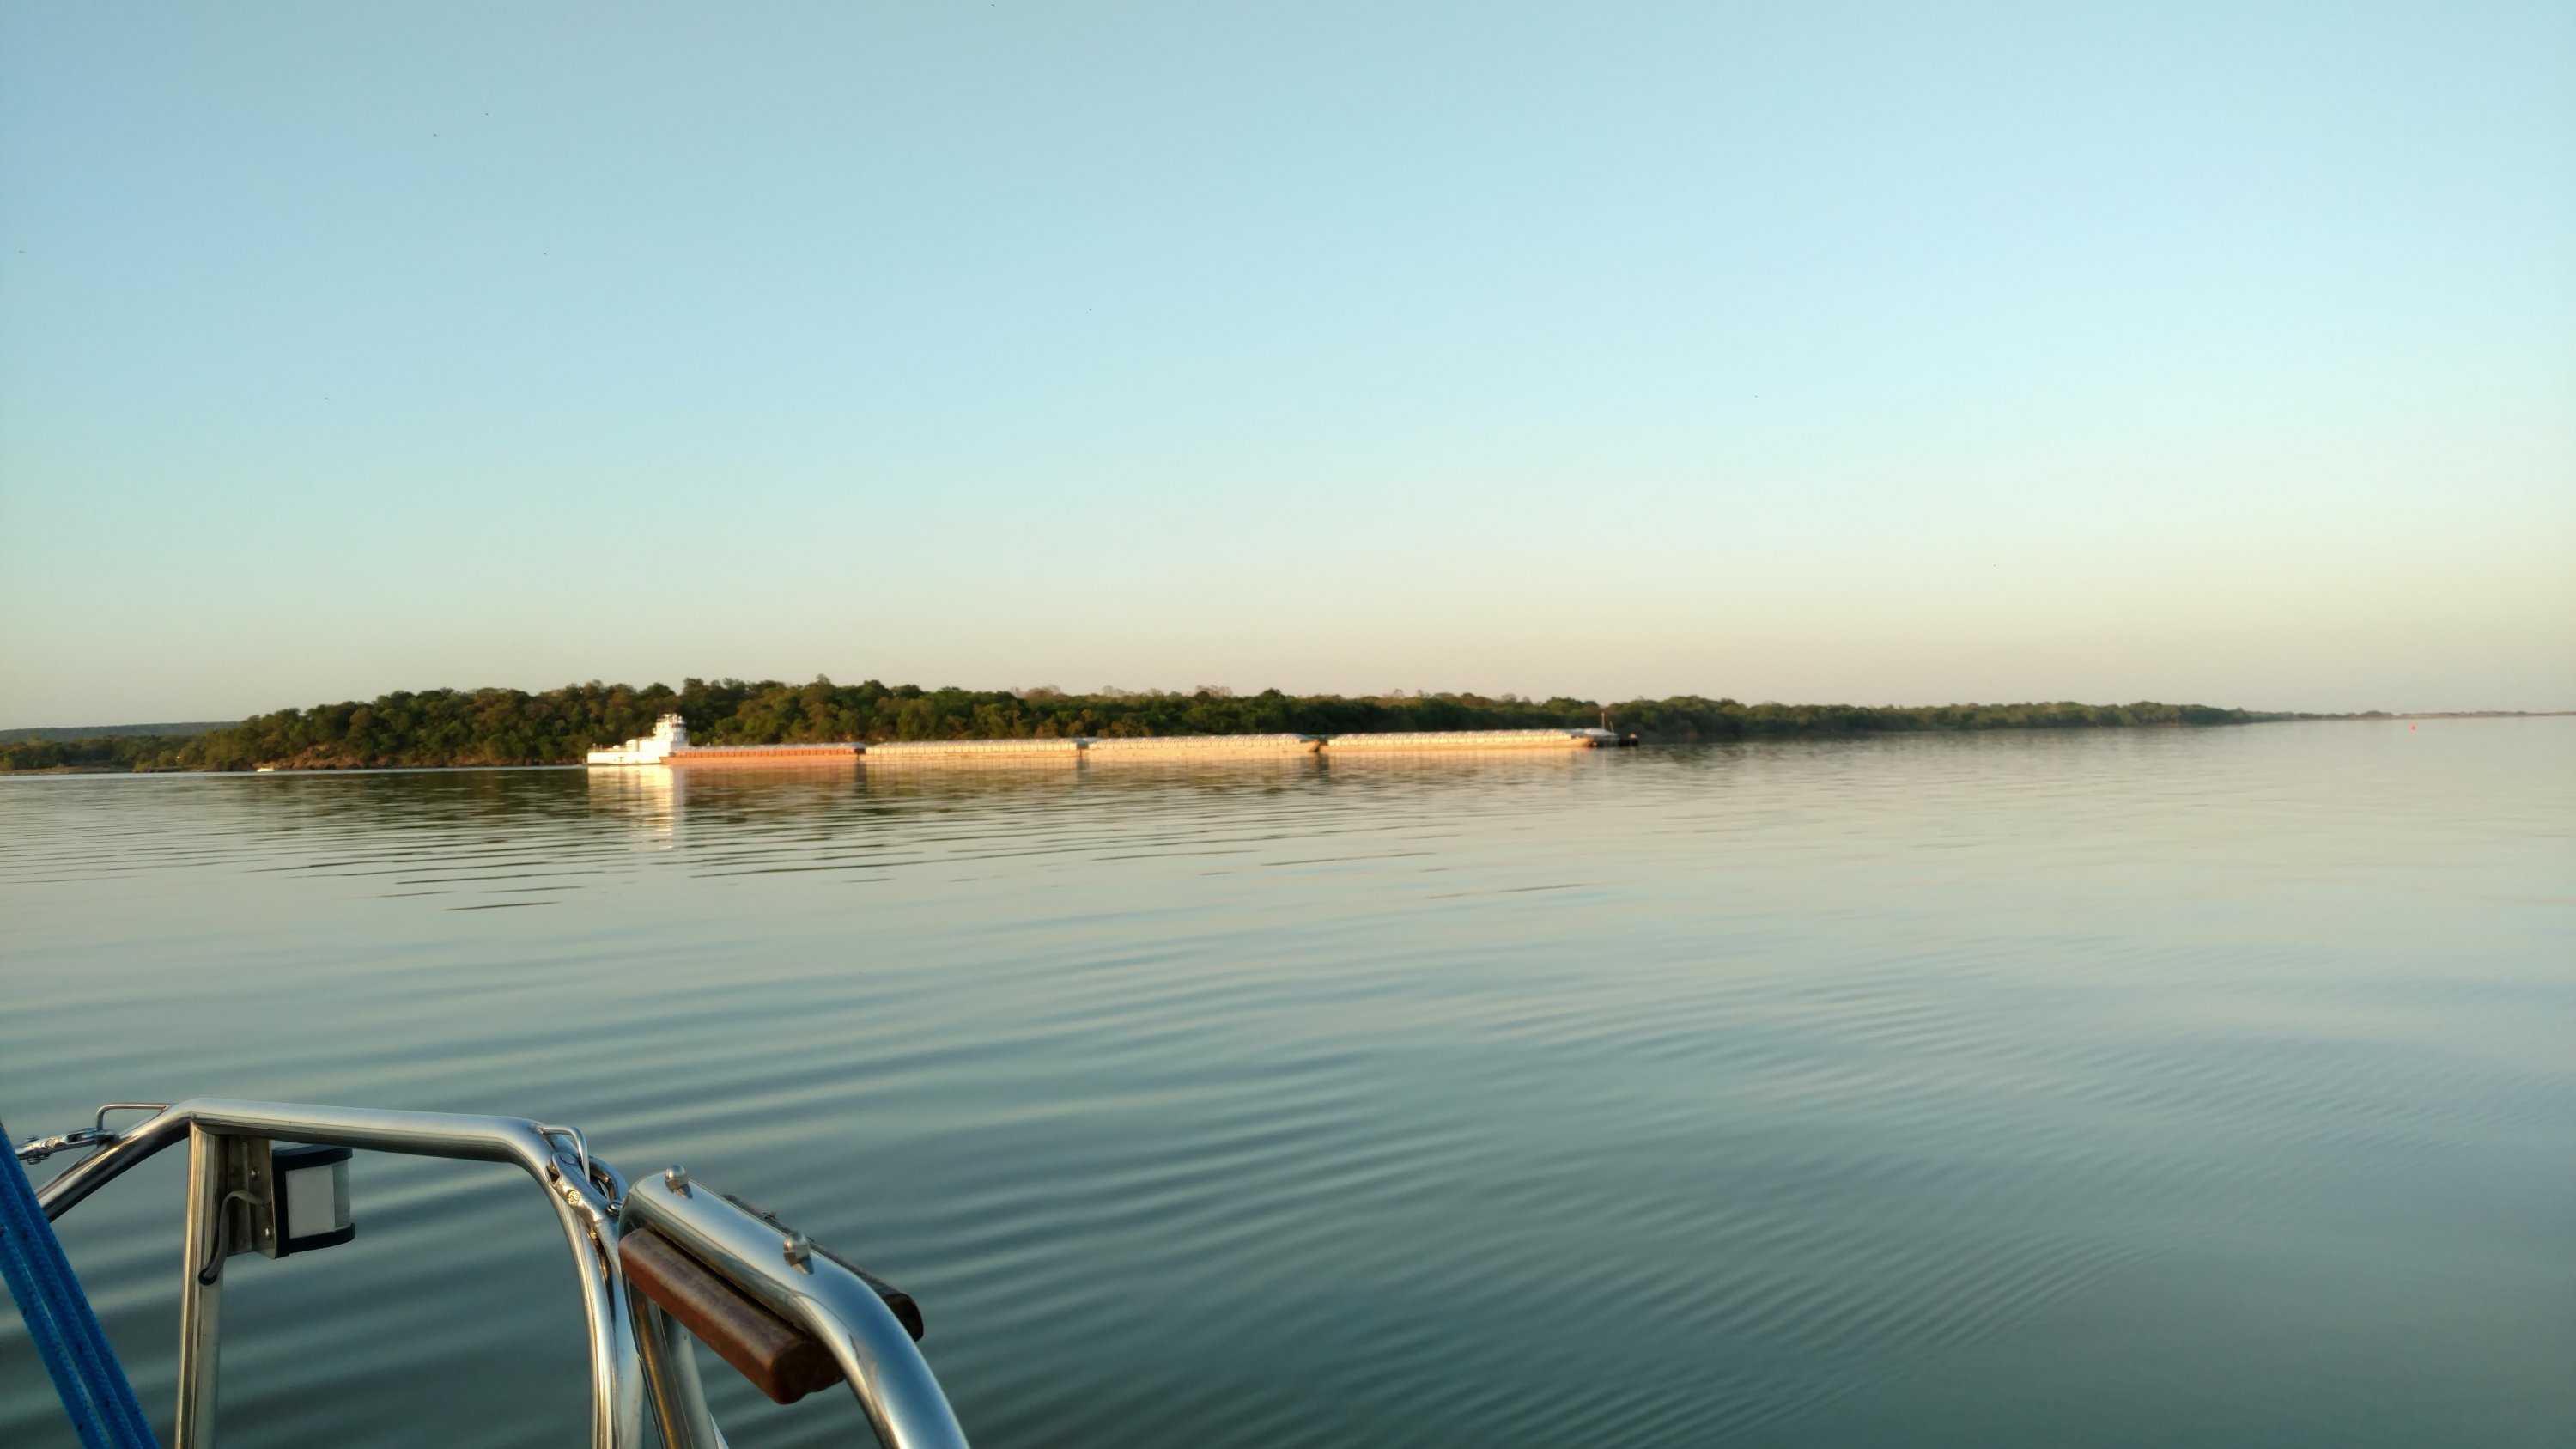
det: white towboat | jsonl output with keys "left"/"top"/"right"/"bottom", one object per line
{"left": 587, "top": 714, "right": 693, "bottom": 766}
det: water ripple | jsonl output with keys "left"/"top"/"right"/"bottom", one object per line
{"left": 4, "top": 722, "right": 2573, "bottom": 1447}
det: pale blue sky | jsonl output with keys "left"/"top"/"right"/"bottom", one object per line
{"left": 3, "top": 3, "right": 2569, "bottom": 726}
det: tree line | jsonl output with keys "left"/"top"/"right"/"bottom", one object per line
{"left": 0, "top": 734, "right": 204, "bottom": 773}
{"left": 0, "top": 679, "right": 2277, "bottom": 772}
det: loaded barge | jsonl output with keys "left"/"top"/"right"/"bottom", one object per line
{"left": 586, "top": 715, "right": 1625, "bottom": 768}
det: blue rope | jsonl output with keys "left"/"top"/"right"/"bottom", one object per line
{"left": 1, "top": 1123, "right": 161, "bottom": 1449}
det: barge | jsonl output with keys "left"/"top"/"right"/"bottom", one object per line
{"left": 857, "top": 738, "right": 1083, "bottom": 763}
{"left": 1319, "top": 728, "right": 1619, "bottom": 752}
{"left": 669, "top": 744, "right": 861, "bottom": 765}
{"left": 1081, "top": 734, "right": 1318, "bottom": 758}
{"left": 586, "top": 715, "right": 1624, "bottom": 769}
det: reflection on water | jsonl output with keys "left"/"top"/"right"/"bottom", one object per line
{"left": 3, "top": 721, "right": 2572, "bottom": 1447}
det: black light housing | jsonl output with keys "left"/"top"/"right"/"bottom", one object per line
{"left": 268, "top": 1144, "right": 355, "bottom": 1257}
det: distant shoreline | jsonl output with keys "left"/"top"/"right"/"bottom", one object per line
{"left": 4, "top": 713, "right": 2566, "bottom": 779}
{"left": 2320, "top": 711, "right": 2576, "bottom": 721}
{"left": 3, "top": 681, "right": 2567, "bottom": 776}
{"left": 0, "top": 721, "right": 234, "bottom": 743}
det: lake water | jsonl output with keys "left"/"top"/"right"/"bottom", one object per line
{"left": 3, "top": 720, "right": 2571, "bottom": 1447}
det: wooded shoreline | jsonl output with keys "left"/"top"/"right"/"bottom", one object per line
{"left": 0, "top": 679, "right": 2318, "bottom": 775}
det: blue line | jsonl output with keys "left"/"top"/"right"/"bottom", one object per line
{"left": 2, "top": 1125, "right": 161, "bottom": 1449}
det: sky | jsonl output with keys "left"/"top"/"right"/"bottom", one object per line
{"left": 2, "top": 3, "right": 2570, "bottom": 727}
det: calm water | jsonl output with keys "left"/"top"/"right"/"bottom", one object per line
{"left": 3, "top": 721, "right": 2571, "bottom": 1447}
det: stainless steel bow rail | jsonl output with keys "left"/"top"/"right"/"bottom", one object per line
{"left": 15, "top": 1099, "right": 970, "bottom": 1449}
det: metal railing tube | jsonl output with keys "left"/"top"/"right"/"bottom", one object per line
{"left": 34, "top": 1099, "right": 644, "bottom": 1449}
{"left": 621, "top": 1178, "right": 968, "bottom": 1449}
{"left": 33, "top": 1107, "right": 191, "bottom": 1221}
{"left": 631, "top": 1294, "right": 728, "bottom": 1449}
